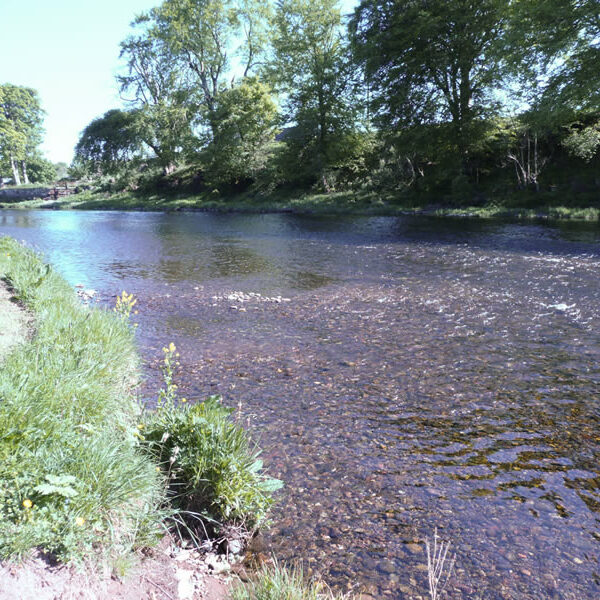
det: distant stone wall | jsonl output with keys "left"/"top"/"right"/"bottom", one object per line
{"left": 0, "top": 187, "right": 50, "bottom": 200}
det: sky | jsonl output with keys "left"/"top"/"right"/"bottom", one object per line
{"left": 1, "top": 0, "right": 358, "bottom": 165}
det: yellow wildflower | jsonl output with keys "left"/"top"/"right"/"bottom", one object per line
{"left": 181, "top": 398, "right": 187, "bottom": 403}
{"left": 22, "top": 499, "right": 32, "bottom": 509}
{"left": 169, "top": 342, "right": 176, "bottom": 353}
{"left": 75, "top": 516, "right": 85, "bottom": 527}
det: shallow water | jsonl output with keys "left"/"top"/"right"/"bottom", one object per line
{"left": 2, "top": 209, "right": 600, "bottom": 599}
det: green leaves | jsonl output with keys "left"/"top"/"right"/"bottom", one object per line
{"left": 34, "top": 474, "right": 79, "bottom": 499}
{"left": 73, "top": 109, "right": 142, "bottom": 176}
{"left": 350, "top": 0, "right": 508, "bottom": 160}
{"left": 143, "top": 393, "right": 283, "bottom": 533}
{"left": 203, "top": 77, "right": 278, "bottom": 189}
{"left": 0, "top": 84, "right": 45, "bottom": 184}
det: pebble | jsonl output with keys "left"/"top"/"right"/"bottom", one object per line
{"left": 175, "top": 568, "right": 194, "bottom": 600}
{"left": 377, "top": 559, "right": 396, "bottom": 574}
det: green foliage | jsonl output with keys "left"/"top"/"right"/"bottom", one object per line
{"left": 69, "top": 0, "right": 600, "bottom": 205}
{"left": 0, "top": 238, "right": 165, "bottom": 564}
{"left": 26, "top": 155, "right": 57, "bottom": 183}
{"left": 562, "top": 123, "right": 600, "bottom": 162}
{"left": 0, "top": 84, "right": 45, "bottom": 184}
{"left": 54, "top": 161, "right": 69, "bottom": 180}
{"left": 144, "top": 0, "right": 271, "bottom": 140}
{"left": 0, "top": 85, "right": 44, "bottom": 159}
{"left": 508, "top": 0, "right": 600, "bottom": 113}
{"left": 74, "top": 109, "right": 142, "bottom": 176}
{"left": 269, "top": 0, "right": 357, "bottom": 181}
{"left": 350, "top": 0, "right": 508, "bottom": 165}
{"left": 231, "top": 561, "right": 352, "bottom": 600}
{"left": 203, "top": 77, "right": 278, "bottom": 189}
{"left": 119, "top": 29, "right": 199, "bottom": 173}
{"left": 142, "top": 390, "right": 283, "bottom": 532}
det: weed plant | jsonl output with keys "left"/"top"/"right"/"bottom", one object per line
{"left": 0, "top": 237, "right": 166, "bottom": 564}
{"left": 142, "top": 344, "right": 283, "bottom": 538}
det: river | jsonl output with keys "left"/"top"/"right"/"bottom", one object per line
{"left": 1, "top": 209, "right": 599, "bottom": 599}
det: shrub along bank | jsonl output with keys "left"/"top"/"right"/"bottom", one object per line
{"left": 0, "top": 236, "right": 281, "bottom": 570}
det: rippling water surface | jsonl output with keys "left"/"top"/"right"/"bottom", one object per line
{"left": 2, "top": 209, "right": 600, "bottom": 599}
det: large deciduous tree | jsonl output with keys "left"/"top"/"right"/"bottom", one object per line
{"left": 508, "top": 0, "right": 600, "bottom": 162}
{"left": 0, "top": 84, "right": 44, "bottom": 185}
{"left": 143, "top": 0, "right": 271, "bottom": 140}
{"left": 269, "top": 0, "right": 356, "bottom": 183}
{"left": 509, "top": 0, "right": 599, "bottom": 113}
{"left": 350, "top": 0, "right": 509, "bottom": 170}
{"left": 73, "top": 109, "right": 141, "bottom": 176}
{"left": 119, "top": 29, "right": 198, "bottom": 173}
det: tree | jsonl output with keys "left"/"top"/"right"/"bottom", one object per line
{"left": 74, "top": 109, "right": 142, "bottom": 176}
{"left": 268, "top": 0, "right": 356, "bottom": 184}
{"left": 143, "top": 0, "right": 271, "bottom": 140}
{"left": 53, "top": 162, "right": 69, "bottom": 180}
{"left": 27, "top": 155, "right": 58, "bottom": 183}
{"left": 508, "top": 0, "right": 600, "bottom": 162}
{"left": 509, "top": 0, "right": 599, "bottom": 114}
{"left": 0, "top": 84, "right": 44, "bottom": 185}
{"left": 203, "top": 77, "right": 278, "bottom": 188}
{"left": 349, "top": 0, "right": 509, "bottom": 170}
{"left": 119, "top": 29, "right": 198, "bottom": 173}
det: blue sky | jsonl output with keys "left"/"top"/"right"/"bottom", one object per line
{"left": 1, "top": 0, "right": 358, "bottom": 164}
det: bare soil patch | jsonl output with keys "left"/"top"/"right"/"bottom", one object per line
{"left": 0, "top": 280, "right": 29, "bottom": 361}
{"left": 0, "top": 537, "right": 230, "bottom": 600}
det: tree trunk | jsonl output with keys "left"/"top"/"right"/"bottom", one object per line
{"left": 533, "top": 133, "right": 539, "bottom": 191}
{"left": 10, "top": 157, "right": 21, "bottom": 186}
{"left": 318, "top": 87, "right": 327, "bottom": 156}
{"left": 163, "top": 162, "right": 176, "bottom": 176}
{"left": 21, "top": 161, "right": 29, "bottom": 185}
{"left": 527, "top": 131, "right": 531, "bottom": 186}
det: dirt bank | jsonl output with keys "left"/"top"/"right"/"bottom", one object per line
{"left": 0, "top": 280, "right": 29, "bottom": 360}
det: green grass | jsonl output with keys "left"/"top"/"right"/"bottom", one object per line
{"left": 231, "top": 562, "right": 354, "bottom": 600}
{"left": 0, "top": 237, "right": 166, "bottom": 565}
{"left": 0, "top": 183, "right": 51, "bottom": 190}
{"left": 0, "top": 237, "right": 283, "bottom": 568}
{"left": 433, "top": 204, "right": 600, "bottom": 221}
{"left": 2, "top": 186, "right": 598, "bottom": 221}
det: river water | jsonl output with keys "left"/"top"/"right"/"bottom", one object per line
{"left": 1, "top": 209, "right": 600, "bottom": 599}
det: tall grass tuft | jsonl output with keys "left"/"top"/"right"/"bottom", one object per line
{"left": 0, "top": 237, "right": 166, "bottom": 565}
{"left": 231, "top": 561, "right": 353, "bottom": 600}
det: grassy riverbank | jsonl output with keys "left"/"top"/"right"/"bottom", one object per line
{"left": 0, "top": 281, "right": 28, "bottom": 361}
{"left": 2, "top": 187, "right": 599, "bottom": 221}
{"left": 0, "top": 237, "right": 281, "bottom": 572}
{"left": 0, "top": 237, "right": 364, "bottom": 599}
{"left": 0, "top": 237, "right": 166, "bottom": 565}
